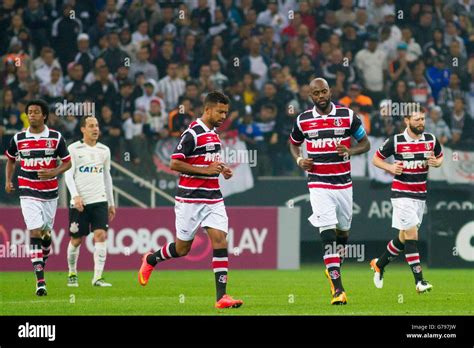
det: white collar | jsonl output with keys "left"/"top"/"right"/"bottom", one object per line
{"left": 403, "top": 128, "right": 425, "bottom": 142}
{"left": 197, "top": 118, "right": 212, "bottom": 132}
{"left": 26, "top": 125, "right": 49, "bottom": 138}
{"left": 312, "top": 102, "right": 337, "bottom": 118}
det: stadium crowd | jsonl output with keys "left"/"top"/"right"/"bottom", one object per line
{"left": 1, "top": 0, "right": 474, "bottom": 179}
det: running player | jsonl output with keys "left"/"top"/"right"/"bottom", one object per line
{"left": 370, "top": 110, "right": 443, "bottom": 293}
{"left": 65, "top": 115, "right": 116, "bottom": 287}
{"left": 4, "top": 99, "right": 72, "bottom": 296}
{"left": 138, "top": 91, "right": 243, "bottom": 309}
{"left": 289, "top": 78, "right": 370, "bottom": 305}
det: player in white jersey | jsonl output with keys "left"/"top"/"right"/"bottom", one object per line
{"left": 64, "top": 115, "right": 116, "bottom": 287}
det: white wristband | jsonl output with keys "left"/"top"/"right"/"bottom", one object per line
{"left": 296, "top": 156, "right": 303, "bottom": 166}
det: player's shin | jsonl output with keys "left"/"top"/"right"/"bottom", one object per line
{"left": 376, "top": 237, "right": 405, "bottom": 269}
{"left": 30, "top": 237, "right": 45, "bottom": 285}
{"left": 212, "top": 248, "right": 228, "bottom": 301}
{"left": 93, "top": 242, "right": 107, "bottom": 281}
{"left": 41, "top": 231, "right": 52, "bottom": 263}
{"left": 336, "top": 231, "right": 349, "bottom": 264}
{"left": 321, "top": 228, "right": 344, "bottom": 292}
{"left": 67, "top": 240, "right": 80, "bottom": 275}
{"left": 146, "top": 242, "right": 180, "bottom": 266}
{"left": 405, "top": 240, "right": 423, "bottom": 284}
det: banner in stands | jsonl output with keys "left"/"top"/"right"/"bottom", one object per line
{"left": 428, "top": 210, "right": 474, "bottom": 268}
{"left": 152, "top": 135, "right": 254, "bottom": 198}
{"left": 429, "top": 147, "right": 474, "bottom": 184}
{"left": 0, "top": 207, "right": 299, "bottom": 271}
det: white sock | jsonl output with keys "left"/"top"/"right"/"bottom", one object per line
{"left": 93, "top": 242, "right": 107, "bottom": 281}
{"left": 67, "top": 241, "right": 80, "bottom": 275}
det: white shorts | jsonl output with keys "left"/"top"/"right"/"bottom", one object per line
{"left": 391, "top": 198, "right": 425, "bottom": 230}
{"left": 308, "top": 187, "right": 353, "bottom": 231}
{"left": 20, "top": 198, "right": 57, "bottom": 231}
{"left": 175, "top": 201, "right": 228, "bottom": 241}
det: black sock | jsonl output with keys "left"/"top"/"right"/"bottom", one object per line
{"left": 146, "top": 242, "right": 180, "bottom": 266}
{"left": 404, "top": 240, "right": 423, "bottom": 284}
{"left": 212, "top": 248, "right": 228, "bottom": 301}
{"left": 376, "top": 237, "right": 405, "bottom": 269}
{"left": 30, "top": 238, "right": 45, "bottom": 284}
{"left": 41, "top": 234, "right": 52, "bottom": 263}
{"left": 336, "top": 234, "right": 348, "bottom": 263}
{"left": 321, "top": 229, "right": 344, "bottom": 293}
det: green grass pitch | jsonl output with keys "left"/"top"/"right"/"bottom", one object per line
{"left": 1, "top": 264, "right": 472, "bottom": 315}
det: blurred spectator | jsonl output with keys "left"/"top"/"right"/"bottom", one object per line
{"left": 104, "top": 0, "right": 128, "bottom": 32}
{"left": 446, "top": 97, "right": 474, "bottom": 148}
{"left": 400, "top": 26, "right": 422, "bottom": 63}
{"left": 426, "top": 55, "right": 451, "bottom": 102}
{"left": 87, "top": 11, "right": 107, "bottom": 49}
{"left": 41, "top": 66, "right": 63, "bottom": 106}
{"left": 73, "top": 34, "right": 94, "bottom": 77}
{"left": 209, "top": 59, "right": 229, "bottom": 91}
{"left": 388, "top": 43, "right": 412, "bottom": 83}
{"left": 88, "top": 64, "right": 117, "bottom": 111}
{"left": 34, "top": 47, "right": 57, "bottom": 85}
{"left": 408, "top": 61, "right": 434, "bottom": 109}
{"left": 242, "top": 37, "right": 269, "bottom": 90}
{"left": 423, "top": 28, "right": 449, "bottom": 67}
{"left": 191, "top": 0, "right": 212, "bottom": 32}
{"left": 131, "top": 20, "right": 150, "bottom": 48}
{"left": 129, "top": 46, "right": 158, "bottom": 82}
{"left": 335, "top": 0, "right": 356, "bottom": 27}
{"left": 114, "top": 79, "right": 135, "bottom": 121}
{"left": 438, "top": 72, "right": 466, "bottom": 115}
{"left": 390, "top": 79, "right": 414, "bottom": 104}
{"left": 444, "top": 21, "right": 467, "bottom": 58}
{"left": 425, "top": 105, "right": 451, "bottom": 145}
{"left": 100, "top": 31, "right": 129, "bottom": 74}
{"left": 339, "top": 83, "right": 373, "bottom": 134}
{"left": 413, "top": 11, "right": 434, "bottom": 48}
{"left": 128, "top": 0, "right": 160, "bottom": 31}
{"left": 64, "top": 63, "right": 88, "bottom": 102}
{"left": 51, "top": 3, "right": 83, "bottom": 73}
{"left": 299, "top": 1, "right": 317, "bottom": 36}
{"left": 144, "top": 97, "right": 168, "bottom": 141}
{"left": 355, "top": 34, "right": 387, "bottom": 105}
{"left": 242, "top": 73, "right": 258, "bottom": 106}
{"left": 135, "top": 79, "right": 164, "bottom": 113}
{"left": 157, "top": 63, "right": 186, "bottom": 113}
{"left": 289, "top": 84, "right": 312, "bottom": 114}
{"left": 238, "top": 107, "right": 264, "bottom": 148}
{"left": 100, "top": 104, "right": 121, "bottom": 157}
{"left": 154, "top": 40, "right": 177, "bottom": 78}
{"left": 168, "top": 98, "right": 196, "bottom": 137}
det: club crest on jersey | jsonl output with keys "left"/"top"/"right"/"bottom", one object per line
{"left": 425, "top": 143, "right": 431, "bottom": 150}
{"left": 334, "top": 118, "right": 343, "bottom": 127}
{"left": 46, "top": 140, "right": 53, "bottom": 148}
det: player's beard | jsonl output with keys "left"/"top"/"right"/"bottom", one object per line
{"left": 315, "top": 98, "right": 330, "bottom": 111}
{"left": 410, "top": 124, "right": 424, "bottom": 135}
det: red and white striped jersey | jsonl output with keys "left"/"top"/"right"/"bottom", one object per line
{"left": 375, "top": 129, "right": 443, "bottom": 200}
{"left": 5, "top": 126, "right": 71, "bottom": 201}
{"left": 290, "top": 102, "right": 367, "bottom": 190}
{"left": 170, "top": 118, "right": 223, "bottom": 204}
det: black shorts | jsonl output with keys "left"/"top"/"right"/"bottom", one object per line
{"left": 69, "top": 201, "right": 109, "bottom": 237}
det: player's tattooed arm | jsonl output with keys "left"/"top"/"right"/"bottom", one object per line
{"left": 170, "top": 159, "right": 225, "bottom": 176}
{"left": 5, "top": 158, "right": 16, "bottom": 193}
